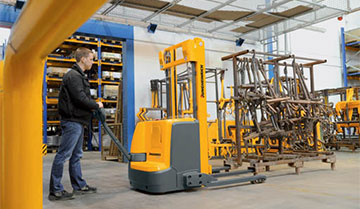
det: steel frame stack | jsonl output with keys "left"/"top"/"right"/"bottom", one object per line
{"left": 221, "top": 50, "right": 336, "bottom": 174}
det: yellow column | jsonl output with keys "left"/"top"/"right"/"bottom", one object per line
{"left": 0, "top": 60, "right": 3, "bottom": 207}
{"left": 0, "top": 1, "right": 106, "bottom": 209}
{"left": 192, "top": 38, "right": 210, "bottom": 174}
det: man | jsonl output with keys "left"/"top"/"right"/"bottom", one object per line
{"left": 49, "top": 47, "right": 104, "bottom": 201}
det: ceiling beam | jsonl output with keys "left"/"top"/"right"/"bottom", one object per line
{"left": 208, "top": 0, "right": 293, "bottom": 33}
{"left": 142, "top": 0, "right": 182, "bottom": 22}
{"left": 91, "top": 14, "right": 255, "bottom": 42}
{"left": 177, "top": 0, "right": 236, "bottom": 28}
{"left": 119, "top": 1, "right": 220, "bottom": 23}
{"left": 258, "top": 10, "right": 344, "bottom": 42}
{"left": 101, "top": 0, "right": 125, "bottom": 15}
{"left": 295, "top": 0, "right": 349, "bottom": 13}
{"left": 206, "top": 0, "right": 322, "bottom": 29}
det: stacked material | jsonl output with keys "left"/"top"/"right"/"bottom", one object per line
{"left": 222, "top": 50, "right": 335, "bottom": 170}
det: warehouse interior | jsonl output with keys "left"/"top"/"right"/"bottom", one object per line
{"left": 0, "top": 0, "right": 359, "bottom": 209}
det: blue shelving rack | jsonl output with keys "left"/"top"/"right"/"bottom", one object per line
{"left": 341, "top": 27, "right": 360, "bottom": 87}
{"left": 43, "top": 35, "right": 125, "bottom": 152}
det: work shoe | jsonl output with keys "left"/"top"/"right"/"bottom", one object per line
{"left": 48, "top": 190, "right": 74, "bottom": 201}
{"left": 73, "top": 185, "right": 97, "bottom": 195}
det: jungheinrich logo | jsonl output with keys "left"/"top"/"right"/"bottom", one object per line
{"left": 200, "top": 64, "right": 205, "bottom": 98}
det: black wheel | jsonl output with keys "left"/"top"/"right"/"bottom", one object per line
{"left": 251, "top": 178, "right": 266, "bottom": 184}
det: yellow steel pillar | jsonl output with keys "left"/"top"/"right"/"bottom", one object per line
{"left": 187, "top": 38, "right": 209, "bottom": 174}
{"left": 0, "top": 60, "right": 3, "bottom": 208}
{"left": 0, "top": 1, "right": 106, "bottom": 209}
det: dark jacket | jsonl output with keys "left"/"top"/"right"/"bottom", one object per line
{"left": 58, "top": 64, "right": 98, "bottom": 125}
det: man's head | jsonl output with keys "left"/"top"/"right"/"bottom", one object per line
{"left": 75, "top": 47, "right": 94, "bottom": 71}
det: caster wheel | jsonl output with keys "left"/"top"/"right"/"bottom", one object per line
{"left": 251, "top": 178, "right": 266, "bottom": 184}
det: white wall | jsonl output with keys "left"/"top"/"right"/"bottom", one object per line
{"left": 133, "top": 26, "right": 261, "bottom": 122}
{"left": 0, "top": 27, "right": 10, "bottom": 59}
{"left": 276, "top": 13, "right": 360, "bottom": 105}
{"left": 133, "top": 12, "right": 360, "bottom": 122}
{"left": 0, "top": 27, "right": 10, "bottom": 44}
{"left": 278, "top": 18, "right": 344, "bottom": 91}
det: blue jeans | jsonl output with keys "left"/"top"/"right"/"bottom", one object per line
{"left": 49, "top": 120, "right": 87, "bottom": 193}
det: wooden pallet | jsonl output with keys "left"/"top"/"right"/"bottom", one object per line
{"left": 327, "top": 139, "right": 360, "bottom": 152}
{"left": 245, "top": 151, "right": 336, "bottom": 175}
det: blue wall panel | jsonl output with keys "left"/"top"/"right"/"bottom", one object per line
{"left": 0, "top": 3, "right": 20, "bottom": 28}
{"left": 77, "top": 19, "right": 133, "bottom": 40}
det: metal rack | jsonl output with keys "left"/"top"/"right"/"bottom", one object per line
{"left": 43, "top": 35, "right": 123, "bottom": 152}
{"left": 341, "top": 27, "right": 360, "bottom": 87}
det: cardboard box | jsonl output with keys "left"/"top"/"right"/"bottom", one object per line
{"left": 103, "top": 85, "right": 118, "bottom": 100}
{"left": 102, "top": 71, "right": 111, "bottom": 80}
{"left": 102, "top": 71, "right": 121, "bottom": 80}
{"left": 90, "top": 89, "right": 97, "bottom": 99}
{"left": 101, "top": 52, "right": 122, "bottom": 61}
{"left": 47, "top": 88, "right": 59, "bottom": 97}
{"left": 47, "top": 67, "right": 71, "bottom": 78}
{"left": 104, "top": 108, "right": 116, "bottom": 118}
{"left": 112, "top": 72, "right": 121, "bottom": 80}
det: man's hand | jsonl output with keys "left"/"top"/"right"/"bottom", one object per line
{"left": 97, "top": 102, "right": 104, "bottom": 108}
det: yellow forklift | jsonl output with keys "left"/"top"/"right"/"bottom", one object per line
{"left": 96, "top": 38, "right": 265, "bottom": 193}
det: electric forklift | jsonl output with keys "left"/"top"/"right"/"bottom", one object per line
{"left": 95, "top": 38, "right": 266, "bottom": 193}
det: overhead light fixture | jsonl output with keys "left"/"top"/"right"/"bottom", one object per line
{"left": 147, "top": 23, "right": 157, "bottom": 34}
{"left": 15, "top": 0, "right": 25, "bottom": 10}
{"left": 235, "top": 38, "right": 245, "bottom": 47}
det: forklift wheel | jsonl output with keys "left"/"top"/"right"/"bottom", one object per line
{"left": 251, "top": 178, "right": 266, "bottom": 184}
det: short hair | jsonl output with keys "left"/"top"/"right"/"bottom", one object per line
{"left": 74, "top": 47, "right": 92, "bottom": 62}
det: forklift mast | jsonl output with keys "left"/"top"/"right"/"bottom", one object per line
{"left": 158, "top": 38, "right": 210, "bottom": 174}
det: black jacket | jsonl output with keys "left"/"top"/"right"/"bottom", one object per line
{"left": 58, "top": 64, "right": 98, "bottom": 125}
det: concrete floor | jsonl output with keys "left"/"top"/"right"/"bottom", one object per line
{"left": 43, "top": 150, "right": 360, "bottom": 209}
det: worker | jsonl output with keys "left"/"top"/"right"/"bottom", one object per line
{"left": 49, "top": 47, "right": 104, "bottom": 201}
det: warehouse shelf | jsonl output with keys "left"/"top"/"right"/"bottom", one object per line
{"left": 100, "top": 61, "right": 123, "bottom": 67}
{"left": 43, "top": 34, "right": 123, "bottom": 152}
{"left": 89, "top": 79, "right": 99, "bottom": 84}
{"left": 47, "top": 56, "right": 76, "bottom": 63}
{"left": 65, "top": 38, "right": 98, "bottom": 46}
{"left": 101, "top": 99, "right": 117, "bottom": 103}
{"left": 46, "top": 97, "right": 58, "bottom": 104}
{"left": 46, "top": 77, "right": 99, "bottom": 84}
{"left": 47, "top": 121, "right": 60, "bottom": 125}
{"left": 341, "top": 27, "right": 360, "bottom": 87}
{"left": 101, "top": 42, "right": 122, "bottom": 48}
{"left": 101, "top": 80, "right": 120, "bottom": 85}
{"left": 46, "top": 77, "right": 62, "bottom": 82}
{"left": 47, "top": 56, "right": 98, "bottom": 64}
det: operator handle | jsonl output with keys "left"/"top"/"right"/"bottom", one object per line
{"left": 93, "top": 108, "right": 146, "bottom": 162}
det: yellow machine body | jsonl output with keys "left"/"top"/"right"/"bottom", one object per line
{"left": 208, "top": 120, "right": 257, "bottom": 159}
{"left": 335, "top": 88, "right": 360, "bottom": 132}
{"left": 130, "top": 118, "right": 195, "bottom": 172}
